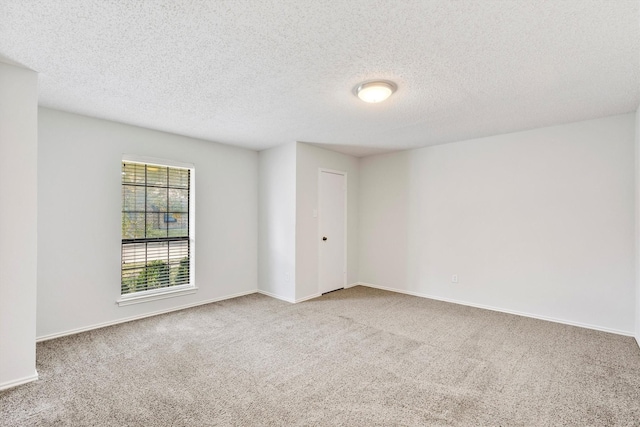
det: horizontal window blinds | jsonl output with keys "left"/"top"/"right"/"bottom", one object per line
{"left": 121, "top": 162, "right": 190, "bottom": 295}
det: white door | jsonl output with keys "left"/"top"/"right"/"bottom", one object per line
{"left": 319, "top": 170, "right": 346, "bottom": 294}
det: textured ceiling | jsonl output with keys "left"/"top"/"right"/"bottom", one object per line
{"left": 1, "top": 1, "right": 639, "bottom": 156}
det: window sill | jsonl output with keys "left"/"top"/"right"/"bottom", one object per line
{"left": 116, "top": 285, "right": 198, "bottom": 307}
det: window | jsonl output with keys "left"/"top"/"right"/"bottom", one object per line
{"left": 118, "top": 157, "right": 195, "bottom": 306}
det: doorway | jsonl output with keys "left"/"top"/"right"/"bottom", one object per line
{"left": 318, "top": 169, "right": 347, "bottom": 294}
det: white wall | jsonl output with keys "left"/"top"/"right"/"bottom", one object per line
{"left": 0, "top": 62, "right": 38, "bottom": 389}
{"left": 359, "top": 114, "right": 636, "bottom": 334}
{"left": 636, "top": 106, "right": 640, "bottom": 346}
{"left": 37, "top": 108, "right": 258, "bottom": 339}
{"left": 258, "top": 143, "right": 297, "bottom": 302}
{"left": 295, "top": 143, "right": 359, "bottom": 300}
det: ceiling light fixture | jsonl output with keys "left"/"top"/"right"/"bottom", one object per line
{"left": 354, "top": 80, "right": 397, "bottom": 103}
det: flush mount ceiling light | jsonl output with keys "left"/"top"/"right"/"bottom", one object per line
{"left": 354, "top": 80, "right": 397, "bottom": 103}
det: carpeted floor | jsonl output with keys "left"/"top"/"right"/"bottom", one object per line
{"left": 2, "top": 286, "right": 640, "bottom": 426}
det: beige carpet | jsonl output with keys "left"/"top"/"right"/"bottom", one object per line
{"left": 2, "top": 286, "right": 640, "bottom": 426}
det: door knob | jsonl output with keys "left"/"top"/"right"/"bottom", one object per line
{"left": 322, "top": 236, "right": 327, "bottom": 241}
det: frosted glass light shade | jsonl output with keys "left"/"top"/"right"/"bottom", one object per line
{"left": 355, "top": 81, "right": 397, "bottom": 103}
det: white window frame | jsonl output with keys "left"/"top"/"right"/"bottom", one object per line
{"left": 117, "top": 154, "right": 196, "bottom": 306}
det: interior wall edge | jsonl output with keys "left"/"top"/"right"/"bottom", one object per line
{"left": 635, "top": 105, "right": 640, "bottom": 345}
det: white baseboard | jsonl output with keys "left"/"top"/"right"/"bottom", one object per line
{"left": 256, "top": 290, "right": 322, "bottom": 304}
{"left": 36, "top": 290, "right": 258, "bottom": 342}
{"left": 293, "top": 283, "right": 361, "bottom": 303}
{"left": 295, "top": 293, "right": 321, "bottom": 303}
{"left": 38, "top": 286, "right": 359, "bottom": 343}
{"left": 257, "top": 289, "right": 296, "bottom": 303}
{"left": 356, "top": 282, "right": 635, "bottom": 337}
{"left": 257, "top": 290, "right": 347, "bottom": 303}
{"left": 0, "top": 370, "right": 38, "bottom": 391}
